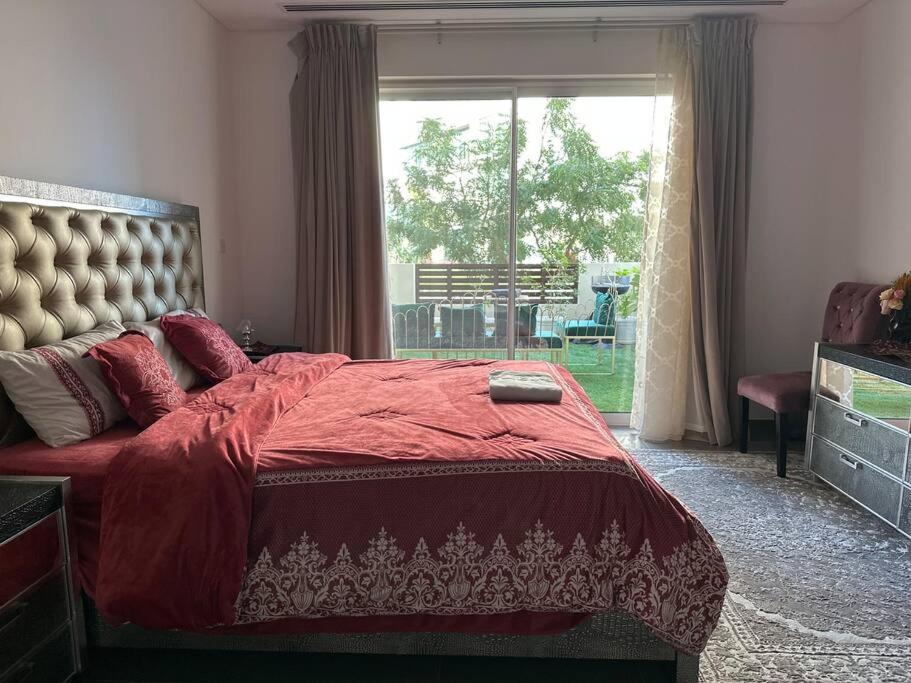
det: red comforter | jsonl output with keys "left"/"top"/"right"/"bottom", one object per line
{"left": 95, "top": 354, "right": 727, "bottom": 655}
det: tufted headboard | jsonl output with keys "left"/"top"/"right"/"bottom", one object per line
{"left": 0, "top": 175, "right": 205, "bottom": 443}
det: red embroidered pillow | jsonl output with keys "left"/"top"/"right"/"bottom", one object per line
{"left": 87, "top": 331, "right": 189, "bottom": 428}
{"left": 159, "top": 314, "right": 253, "bottom": 383}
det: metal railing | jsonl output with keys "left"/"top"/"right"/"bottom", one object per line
{"left": 391, "top": 289, "right": 619, "bottom": 371}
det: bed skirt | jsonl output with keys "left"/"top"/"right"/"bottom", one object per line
{"left": 84, "top": 600, "right": 699, "bottom": 683}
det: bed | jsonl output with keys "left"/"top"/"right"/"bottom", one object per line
{"left": 0, "top": 177, "right": 724, "bottom": 682}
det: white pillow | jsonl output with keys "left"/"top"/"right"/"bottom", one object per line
{"left": 0, "top": 321, "right": 127, "bottom": 447}
{"left": 124, "top": 314, "right": 203, "bottom": 391}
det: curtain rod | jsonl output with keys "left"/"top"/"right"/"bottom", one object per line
{"left": 372, "top": 18, "right": 688, "bottom": 34}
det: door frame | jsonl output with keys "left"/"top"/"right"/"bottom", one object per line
{"left": 379, "top": 79, "right": 652, "bottom": 423}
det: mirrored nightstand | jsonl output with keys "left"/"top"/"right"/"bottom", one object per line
{"left": 0, "top": 476, "right": 84, "bottom": 682}
{"left": 243, "top": 343, "right": 304, "bottom": 364}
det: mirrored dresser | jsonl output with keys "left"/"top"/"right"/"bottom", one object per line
{"left": 806, "top": 343, "right": 911, "bottom": 538}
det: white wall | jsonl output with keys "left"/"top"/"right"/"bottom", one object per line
{"left": 0, "top": 0, "right": 241, "bottom": 325}
{"left": 851, "top": 0, "right": 911, "bottom": 283}
{"left": 380, "top": 28, "right": 657, "bottom": 78}
{"left": 747, "top": 0, "right": 911, "bottom": 378}
{"left": 745, "top": 21, "right": 859, "bottom": 376}
{"left": 227, "top": 30, "right": 297, "bottom": 342}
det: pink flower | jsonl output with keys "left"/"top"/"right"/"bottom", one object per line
{"left": 894, "top": 289, "right": 906, "bottom": 300}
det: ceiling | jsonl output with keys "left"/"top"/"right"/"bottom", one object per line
{"left": 196, "top": 0, "right": 872, "bottom": 31}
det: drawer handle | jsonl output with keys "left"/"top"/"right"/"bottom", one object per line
{"left": 843, "top": 412, "right": 867, "bottom": 428}
{"left": 6, "top": 661, "right": 35, "bottom": 683}
{"left": 839, "top": 453, "right": 859, "bottom": 470}
{"left": 0, "top": 600, "right": 27, "bottom": 634}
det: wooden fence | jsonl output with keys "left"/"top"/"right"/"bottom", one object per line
{"left": 414, "top": 263, "right": 579, "bottom": 304}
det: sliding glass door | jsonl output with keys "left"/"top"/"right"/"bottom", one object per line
{"left": 515, "top": 95, "right": 652, "bottom": 413}
{"left": 381, "top": 93, "right": 514, "bottom": 361}
{"left": 379, "top": 84, "right": 654, "bottom": 415}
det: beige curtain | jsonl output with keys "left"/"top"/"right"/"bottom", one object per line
{"left": 631, "top": 28, "right": 695, "bottom": 442}
{"left": 288, "top": 24, "right": 392, "bottom": 359}
{"left": 690, "top": 17, "right": 756, "bottom": 445}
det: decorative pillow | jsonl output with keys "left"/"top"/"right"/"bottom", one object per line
{"left": 124, "top": 316, "right": 203, "bottom": 390}
{"left": 0, "top": 321, "right": 127, "bottom": 447}
{"left": 87, "top": 331, "right": 189, "bottom": 428}
{"left": 159, "top": 314, "right": 252, "bottom": 383}
{"left": 594, "top": 291, "right": 617, "bottom": 326}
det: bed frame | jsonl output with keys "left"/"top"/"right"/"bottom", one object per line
{"left": 0, "top": 176, "right": 700, "bottom": 682}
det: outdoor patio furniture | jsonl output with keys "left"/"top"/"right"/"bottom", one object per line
{"left": 494, "top": 303, "right": 537, "bottom": 338}
{"left": 391, "top": 300, "right": 562, "bottom": 363}
{"left": 560, "top": 290, "right": 618, "bottom": 373}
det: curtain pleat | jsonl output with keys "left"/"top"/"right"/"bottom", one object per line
{"left": 632, "top": 17, "right": 754, "bottom": 444}
{"left": 289, "top": 24, "right": 392, "bottom": 359}
{"left": 690, "top": 16, "right": 756, "bottom": 445}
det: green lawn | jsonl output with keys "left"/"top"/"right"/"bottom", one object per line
{"left": 852, "top": 373, "right": 911, "bottom": 421}
{"left": 396, "top": 342, "right": 635, "bottom": 413}
{"left": 564, "top": 342, "right": 635, "bottom": 413}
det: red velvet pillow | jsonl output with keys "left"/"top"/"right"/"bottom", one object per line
{"left": 159, "top": 314, "right": 253, "bottom": 383}
{"left": 87, "top": 331, "right": 189, "bottom": 428}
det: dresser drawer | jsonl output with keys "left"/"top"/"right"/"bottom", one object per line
{"left": 0, "top": 625, "right": 75, "bottom": 683}
{"left": 810, "top": 438, "right": 902, "bottom": 525}
{"left": 813, "top": 397, "right": 909, "bottom": 480}
{"left": 0, "top": 570, "right": 69, "bottom": 673}
{"left": 0, "top": 514, "right": 61, "bottom": 607}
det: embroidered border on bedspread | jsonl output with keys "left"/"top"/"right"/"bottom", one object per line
{"left": 235, "top": 517, "right": 726, "bottom": 656}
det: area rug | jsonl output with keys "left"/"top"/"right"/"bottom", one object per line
{"left": 630, "top": 447, "right": 911, "bottom": 683}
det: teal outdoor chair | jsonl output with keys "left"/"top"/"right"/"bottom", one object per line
{"left": 560, "top": 291, "right": 617, "bottom": 372}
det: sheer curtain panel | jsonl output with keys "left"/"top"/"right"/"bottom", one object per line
{"left": 631, "top": 28, "right": 695, "bottom": 442}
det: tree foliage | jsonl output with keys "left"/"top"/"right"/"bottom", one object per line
{"left": 385, "top": 98, "right": 650, "bottom": 265}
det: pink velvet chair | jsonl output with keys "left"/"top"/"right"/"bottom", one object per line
{"left": 737, "top": 282, "right": 885, "bottom": 478}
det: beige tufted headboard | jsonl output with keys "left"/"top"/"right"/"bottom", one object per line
{"left": 0, "top": 175, "right": 205, "bottom": 443}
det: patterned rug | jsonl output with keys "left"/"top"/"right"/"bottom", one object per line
{"left": 631, "top": 447, "right": 911, "bottom": 683}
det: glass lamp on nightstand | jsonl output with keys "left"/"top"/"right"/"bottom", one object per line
{"left": 237, "top": 319, "right": 254, "bottom": 352}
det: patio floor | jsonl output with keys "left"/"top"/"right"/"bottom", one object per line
{"left": 397, "top": 342, "right": 635, "bottom": 413}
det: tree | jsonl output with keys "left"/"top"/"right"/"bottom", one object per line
{"left": 385, "top": 98, "right": 650, "bottom": 266}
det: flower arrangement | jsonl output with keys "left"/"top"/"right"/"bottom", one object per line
{"left": 880, "top": 272, "right": 911, "bottom": 343}
{"left": 880, "top": 273, "right": 909, "bottom": 313}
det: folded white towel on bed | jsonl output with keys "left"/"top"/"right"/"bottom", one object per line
{"left": 488, "top": 370, "right": 563, "bottom": 403}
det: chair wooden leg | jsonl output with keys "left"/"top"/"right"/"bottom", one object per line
{"left": 739, "top": 396, "right": 749, "bottom": 454}
{"left": 775, "top": 412, "right": 788, "bottom": 478}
